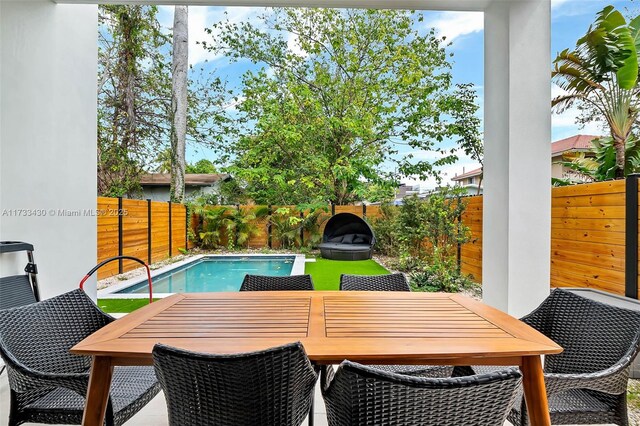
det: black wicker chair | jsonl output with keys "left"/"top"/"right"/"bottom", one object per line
{"left": 321, "top": 361, "right": 522, "bottom": 426}
{"left": 0, "top": 289, "right": 160, "bottom": 426}
{"left": 340, "top": 273, "right": 411, "bottom": 292}
{"left": 467, "top": 288, "right": 640, "bottom": 426}
{"left": 339, "top": 273, "right": 452, "bottom": 378}
{"left": 152, "top": 341, "right": 318, "bottom": 426}
{"left": 240, "top": 274, "right": 314, "bottom": 291}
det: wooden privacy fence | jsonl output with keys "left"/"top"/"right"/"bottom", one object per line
{"left": 195, "top": 204, "right": 382, "bottom": 250}
{"left": 97, "top": 200, "right": 380, "bottom": 279}
{"left": 97, "top": 176, "right": 640, "bottom": 300}
{"left": 458, "top": 176, "right": 640, "bottom": 299}
{"left": 97, "top": 197, "right": 193, "bottom": 279}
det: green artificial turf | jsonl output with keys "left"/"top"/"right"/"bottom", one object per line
{"left": 97, "top": 257, "right": 388, "bottom": 312}
{"left": 304, "top": 257, "right": 389, "bottom": 290}
{"left": 97, "top": 298, "right": 158, "bottom": 313}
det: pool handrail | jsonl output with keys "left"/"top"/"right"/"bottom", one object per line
{"left": 79, "top": 256, "right": 153, "bottom": 303}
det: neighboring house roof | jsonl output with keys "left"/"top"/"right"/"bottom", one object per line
{"left": 551, "top": 134, "right": 599, "bottom": 156}
{"left": 450, "top": 135, "right": 602, "bottom": 182}
{"left": 139, "top": 173, "right": 231, "bottom": 187}
{"left": 451, "top": 167, "right": 482, "bottom": 182}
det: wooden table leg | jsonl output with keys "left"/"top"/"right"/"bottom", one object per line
{"left": 82, "top": 356, "right": 113, "bottom": 426}
{"left": 521, "top": 355, "right": 551, "bottom": 426}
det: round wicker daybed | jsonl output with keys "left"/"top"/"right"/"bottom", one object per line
{"left": 318, "top": 213, "right": 375, "bottom": 261}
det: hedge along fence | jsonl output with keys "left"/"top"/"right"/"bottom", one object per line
{"left": 459, "top": 176, "right": 640, "bottom": 299}
{"left": 193, "top": 204, "right": 379, "bottom": 250}
{"left": 97, "top": 197, "right": 194, "bottom": 280}
{"left": 97, "top": 200, "right": 380, "bottom": 280}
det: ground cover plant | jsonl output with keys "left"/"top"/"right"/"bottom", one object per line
{"left": 370, "top": 187, "right": 476, "bottom": 293}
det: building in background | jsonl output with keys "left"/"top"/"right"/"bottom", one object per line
{"left": 451, "top": 134, "right": 599, "bottom": 192}
{"left": 393, "top": 183, "right": 422, "bottom": 205}
{"left": 138, "top": 173, "right": 231, "bottom": 202}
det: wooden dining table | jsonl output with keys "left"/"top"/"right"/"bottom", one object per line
{"left": 72, "top": 291, "right": 562, "bottom": 426}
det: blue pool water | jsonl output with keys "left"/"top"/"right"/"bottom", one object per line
{"left": 116, "top": 256, "right": 295, "bottom": 294}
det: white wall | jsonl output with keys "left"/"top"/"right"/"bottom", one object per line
{"left": 0, "top": 1, "right": 99, "bottom": 299}
{"left": 483, "top": 0, "right": 551, "bottom": 317}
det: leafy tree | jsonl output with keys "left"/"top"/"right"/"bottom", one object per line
{"left": 553, "top": 6, "right": 640, "bottom": 178}
{"left": 203, "top": 8, "right": 480, "bottom": 204}
{"left": 98, "top": 5, "right": 231, "bottom": 197}
{"left": 186, "top": 159, "right": 218, "bottom": 174}
{"left": 451, "top": 83, "right": 483, "bottom": 193}
{"left": 154, "top": 148, "right": 173, "bottom": 173}
{"left": 98, "top": 5, "right": 170, "bottom": 197}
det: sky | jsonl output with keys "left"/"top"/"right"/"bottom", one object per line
{"left": 155, "top": 0, "right": 637, "bottom": 190}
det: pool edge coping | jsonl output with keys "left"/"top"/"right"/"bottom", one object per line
{"left": 97, "top": 253, "right": 306, "bottom": 299}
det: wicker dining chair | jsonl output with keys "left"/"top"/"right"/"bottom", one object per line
{"left": 0, "top": 289, "right": 160, "bottom": 426}
{"left": 340, "top": 273, "right": 411, "bottom": 292}
{"left": 240, "top": 274, "right": 315, "bottom": 291}
{"left": 321, "top": 361, "right": 522, "bottom": 426}
{"left": 152, "top": 341, "right": 318, "bottom": 426}
{"left": 339, "top": 273, "right": 452, "bottom": 378}
{"left": 465, "top": 288, "right": 640, "bottom": 426}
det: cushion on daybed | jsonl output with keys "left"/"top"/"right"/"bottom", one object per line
{"left": 353, "top": 234, "right": 368, "bottom": 244}
{"left": 341, "top": 234, "right": 355, "bottom": 244}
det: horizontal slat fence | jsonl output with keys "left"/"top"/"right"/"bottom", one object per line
{"left": 458, "top": 178, "right": 639, "bottom": 299}
{"left": 97, "top": 197, "right": 190, "bottom": 280}
{"left": 97, "top": 178, "right": 639, "bottom": 300}
{"left": 551, "top": 180, "right": 626, "bottom": 295}
{"left": 460, "top": 196, "right": 483, "bottom": 283}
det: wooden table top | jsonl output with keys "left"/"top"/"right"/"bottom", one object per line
{"left": 72, "top": 291, "right": 562, "bottom": 365}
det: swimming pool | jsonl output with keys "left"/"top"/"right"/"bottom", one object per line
{"left": 99, "top": 254, "right": 306, "bottom": 298}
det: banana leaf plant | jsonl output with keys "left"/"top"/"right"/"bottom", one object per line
{"left": 554, "top": 135, "right": 640, "bottom": 185}
{"left": 552, "top": 6, "right": 640, "bottom": 177}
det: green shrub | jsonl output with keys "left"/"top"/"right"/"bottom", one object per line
{"left": 388, "top": 253, "right": 423, "bottom": 273}
{"left": 269, "top": 205, "right": 329, "bottom": 249}
{"left": 409, "top": 256, "right": 473, "bottom": 293}
{"left": 195, "top": 206, "right": 232, "bottom": 249}
{"left": 371, "top": 204, "right": 401, "bottom": 256}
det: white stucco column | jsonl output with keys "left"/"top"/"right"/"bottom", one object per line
{"left": 482, "top": 0, "right": 551, "bottom": 317}
{"left": 0, "top": 1, "right": 99, "bottom": 299}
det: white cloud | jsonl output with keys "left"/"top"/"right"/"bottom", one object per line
{"left": 551, "top": 83, "right": 605, "bottom": 136}
{"left": 287, "top": 32, "right": 308, "bottom": 58}
{"left": 424, "top": 12, "right": 484, "bottom": 44}
{"left": 551, "top": 0, "right": 572, "bottom": 10}
{"left": 401, "top": 147, "right": 481, "bottom": 191}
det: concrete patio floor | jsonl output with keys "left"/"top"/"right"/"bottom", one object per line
{"left": 1, "top": 371, "right": 617, "bottom": 426}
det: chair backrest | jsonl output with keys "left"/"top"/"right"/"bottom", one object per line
{"left": 0, "top": 275, "right": 37, "bottom": 310}
{"left": 0, "top": 289, "right": 112, "bottom": 374}
{"left": 524, "top": 289, "right": 640, "bottom": 374}
{"left": 322, "top": 361, "right": 521, "bottom": 426}
{"left": 240, "top": 274, "right": 314, "bottom": 291}
{"left": 153, "top": 342, "right": 318, "bottom": 426}
{"left": 340, "top": 273, "right": 410, "bottom": 292}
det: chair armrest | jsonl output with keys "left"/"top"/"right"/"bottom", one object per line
{"left": 544, "top": 363, "right": 630, "bottom": 395}
{"left": 4, "top": 353, "right": 90, "bottom": 396}
{"left": 320, "top": 364, "right": 335, "bottom": 396}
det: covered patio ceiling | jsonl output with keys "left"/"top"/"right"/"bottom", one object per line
{"left": 0, "top": 0, "right": 551, "bottom": 316}
{"left": 58, "top": 0, "right": 494, "bottom": 11}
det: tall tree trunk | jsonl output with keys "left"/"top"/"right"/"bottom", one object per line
{"left": 170, "top": 6, "right": 188, "bottom": 203}
{"left": 116, "top": 8, "right": 138, "bottom": 152}
{"left": 613, "top": 135, "right": 626, "bottom": 178}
